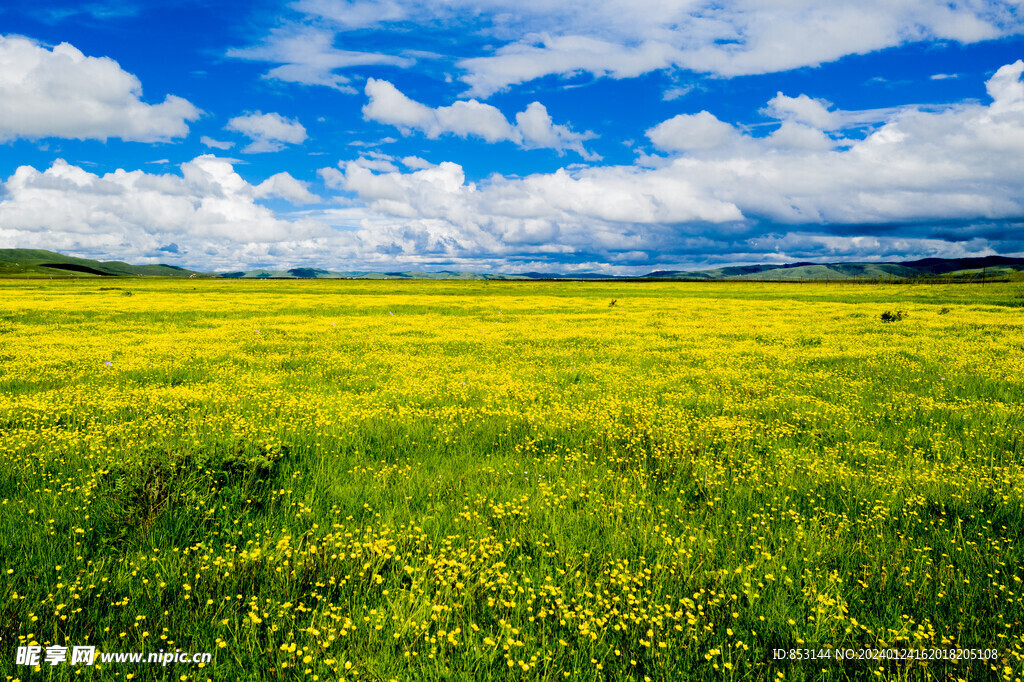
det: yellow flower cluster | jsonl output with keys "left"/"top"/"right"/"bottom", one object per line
{"left": 1, "top": 279, "right": 1022, "bottom": 680}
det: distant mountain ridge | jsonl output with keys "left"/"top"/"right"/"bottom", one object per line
{"left": 0, "top": 248, "right": 200, "bottom": 278}
{"left": 1, "top": 248, "right": 1022, "bottom": 281}
{"left": 643, "top": 255, "right": 1024, "bottom": 281}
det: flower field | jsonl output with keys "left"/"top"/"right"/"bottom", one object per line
{"left": 1, "top": 279, "right": 1023, "bottom": 681}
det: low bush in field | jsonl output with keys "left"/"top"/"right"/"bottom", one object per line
{"left": 880, "top": 309, "right": 908, "bottom": 322}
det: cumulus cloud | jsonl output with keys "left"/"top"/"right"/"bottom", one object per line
{"left": 515, "top": 102, "right": 601, "bottom": 159}
{"left": 451, "top": 0, "right": 1022, "bottom": 96}
{"left": 316, "top": 154, "right": 1024, "bottom": 270}
{"left": 363, "top": 79, "right": 512, "bottom": 141}
{"left": 201, "top": 136, "right": 235, "bottom": 150}
{"left": 401, "top": 156, "right": 433, "bottom": 170}
{"left": 0, "top": 34, "right": 199, "bottom": 142}
{"left": 291, "top": 0, "right": 412, "bottom": 29}
{"left": 362, "top": 79, "right": 598, "bottom": 158}
{"left": 5, "top": 63, "right": 1024, "bottom": 272}
{"left": 346, "top": 152, "right": 401, "bottom": 173}
{"left": 322, "top": 156, "right": 742, "bottom": 253}
{"left": 227, "top": 26, "right": 413, "bottom": 91}
{"left": 762, "top": 93, "right": 838, "bottom": 129}
{"left": 230, "top": 0, "right": 1024, "bottom": 103}
{"left": 639, "top": 61, "right": 1024, "bottom": 226}
{"left": 226, "top": 112, "right": 308, "bottom": 153}
{"left": 459, "top": 36, "right": 684, "bottom": 97}
{"left": 0, "top": 156, "right": 333, "bottom": 268}
{"left": 314, "top": 61, "right": 1024, "bottom": 265}
{"left": 255, "top": 173, "right": 320, "bottom": 204}
{"left": 282, "top": 0, "right": 1024, "bottom": 97}
{"left": 987, "top": 60, "right": 1024, "bottom": 112}
{"left": 646, "top": 111, "right": 744, "bottom": 151}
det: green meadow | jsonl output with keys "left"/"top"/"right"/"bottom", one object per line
{"left": 1, "top": 279, "right": 1022, "bottom": 681}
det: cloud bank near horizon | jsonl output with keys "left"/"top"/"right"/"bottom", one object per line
{"left": 2, "top": 60, "right": 1023, "bottom": 272}
{"left": 0, "top": 0, "right": 1023, "bottom": 272}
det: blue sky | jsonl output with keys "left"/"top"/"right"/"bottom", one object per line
{"left": 1, "top": 0, "right": 1023, "bottom": 273}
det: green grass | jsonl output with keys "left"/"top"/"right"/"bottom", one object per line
{"left": 0, "top": 279, "right": 1022, "bottom": 681}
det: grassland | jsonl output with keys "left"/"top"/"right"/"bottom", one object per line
{"left": 1, "top": 279, "right": 1022, "bottom": 681}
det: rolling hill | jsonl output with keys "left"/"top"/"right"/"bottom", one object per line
{"left": 0, "top": 249, "right": 200, "bottom": 278}
{"left": 2, "top": 248, "right": 1022, "bottom": 281}
{"left": 644, "top": 256, "right": 1024, "bottom": 281}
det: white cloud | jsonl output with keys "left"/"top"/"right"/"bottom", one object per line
{"left": 226, "top": 112, "right": 308, "bottom": 153}
{"left": 362, "top": 78, "right": 512, "bottom": 140}
{"left": 201, "top": 136, "right": 235, "bottom": 150}
{"left": 673, "top": 1, "right": 1003, "bottom": 78}
{"left": 515, "top": 102, "right": 601, "bottom": 159}
{"left": 646, "top": 111, "right": 743, "bottom": 151}
{"left": 738, "top": 233, "right": 1000, "bottom": 263}
{"left": 324, "top": 155, "right": 742, "bottom": 242}
{"left": 313, "top": 61, "right": 1024, "bottom": 264}
{"left": 0, "top": 156, "right": 332, "bottom": 268}
{"left": 637, "top": 60, "right": 1024, "bottom": 225}
{"left": 349, "top": 137, "right": 398, "bottom": 147}
{"left": 765, "top": 121, "right": 835, "bottom": 151}
{"left": 226, "top": 26, "right": 413, "bottom": 91}
{"left": 662, "top": 85, "right": 694, "bottom": 101}
{"left": 351, "top": 156, "right": 401, "bottom": 173}
{"left": 362, "top": 79, "right": 597, "bottom": 157}
{"left": 240, "top": 1, "right": 1024, "bottom": 100}
{"left": 5, "top": 63, "right": 1024, "bottom": 271}
{"left": 762, "top": 93, "right": 838, "bottom": 129}
{"left": 987, "top": 59, "right": 1024, "bottom": 112}
{"left": 0, "top": 34, "right": 199, "bottom": 142}
{"left": 255, "top": 172, "right": 320, "bottom": 204}
{"left": 401, "top": 156, "right": 433, "bottom": 169}
{"left": 439, "top": 0, "right": 1023, "bottom": 96}
{"left": 459, "top": 36, "right": 682, "bottom": 97}
{"left": 291, "top": 0, "right": 412, "bottom": 29}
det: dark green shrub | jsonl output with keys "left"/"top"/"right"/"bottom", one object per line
{"left": 880, "top": 310, "right": 908, "bottom": 322}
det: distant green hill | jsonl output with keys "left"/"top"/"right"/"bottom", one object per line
{"left": 897, "top": 255, "right": 1024, "bottom": 275}
{"left": 728, "top": 263, "right": 922, "bottom": 281}
{"left": 214, "top": 269, "right": 529, "bottom": 280}
{"left": 206, "top": 257, "right": 1024, "bottom": 281}
{"left": 646, "top": 263, "right": 805, "bottom": 279}
{"left": 3, "top": 248, "right": 1023, "bottom": 281}
{"left": 645, "top": 257, "right": 1024, "bottom": 281}
{"left": 0, "top": 249, "right": 200, "bottom": 278}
